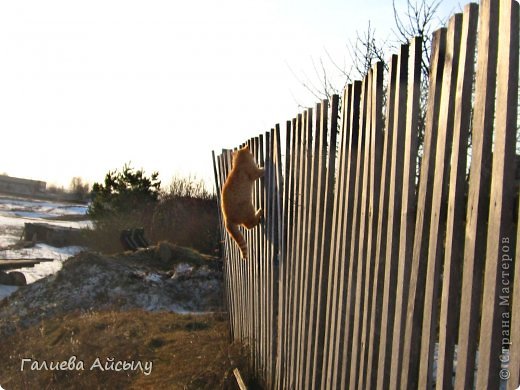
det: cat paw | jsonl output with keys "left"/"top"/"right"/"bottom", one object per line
{"left": 257, "top": 209, "right": 264, "bottom": 224}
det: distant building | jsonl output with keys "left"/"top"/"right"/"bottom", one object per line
{"left": 0, "top": 175, "right": 46, "bottom": 196}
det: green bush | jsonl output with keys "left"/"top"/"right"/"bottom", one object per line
{"left": 88, "top": 163, "right": 161, "bottom": 220}
{"left": 84, "top": 164, "right": 160, "bottom": 253}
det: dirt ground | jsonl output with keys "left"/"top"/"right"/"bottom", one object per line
{"left": 0, "top": 244, "right": 252, "bottom": 389}
{"left": 0, "top": 310, "right": 250, "bottom": 390}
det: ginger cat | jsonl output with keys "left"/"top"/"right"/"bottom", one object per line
{"left": 221, "top": 145, "right": 264, "bottom": 259}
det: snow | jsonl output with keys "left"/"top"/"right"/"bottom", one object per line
{"left": 0, "top": 195, "right": 89, "bottom": 298}
{"left": 0, "top": 196, "right": 88, "bottom": 217}
{"left": 3, "top": 244, "right": 84, "bottom": 283}
{"left": 0, "top": 250, "right": 224, "bottom": 334}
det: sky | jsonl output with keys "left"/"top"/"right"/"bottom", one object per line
{"left": 0, "top": 0, "right": 461, "bottom": 192}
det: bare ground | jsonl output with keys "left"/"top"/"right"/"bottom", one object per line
{"left": 0, "top": 244, "right": 252, "bottom": 389}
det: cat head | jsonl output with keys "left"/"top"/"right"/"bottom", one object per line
{"left": 232, "top": 145, "right": 255, "bottom": 166}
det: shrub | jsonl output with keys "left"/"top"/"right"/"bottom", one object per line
{"left": 85, "top": 164, "right": 160, "bottom": 253}
{"left": 151, "top": 176, "right": 219, "bottom": 256}
{"left": 84, "top": 169, "right": 220, "bottom": 256}
{"left": 88, "top": 164, "right": 160, "bottom": 220}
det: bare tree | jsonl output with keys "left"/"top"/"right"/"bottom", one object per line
{"left": 293, "top": 0, "right": 451, "bottom": 180}
{"left": 392, "top": 0, "right": 446, "bottom": 78}
{"left": 294, "top": 0, "right": 449, "bottom": 108}
{"left": 70, "top": 176, "right": 90, "bottom": 201}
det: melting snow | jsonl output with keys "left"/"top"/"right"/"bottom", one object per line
{"left": 0, "top": 195, "right": 89, "bottom": 298}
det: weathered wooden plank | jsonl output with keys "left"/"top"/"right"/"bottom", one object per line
{"left": 301, "top": 101, "right": 325, "bottom": 389}
{"left": 274, "top": 157, "right": 283, "bottom": 389}
{"left": 219, "top": 151, "right": 233, "bottom": 338}
{"left": 357, "top": 61, "right": 384, "bottom": 390}
{"left": 249, "top": 138, "right": 258, "bottom": 367}
{"left": 287, "top": 114, "right": 303, "bottom": 389}
{"left": 365, "top": 55, "right": 397, "bottom": 390}
{"left": 247, "top": 139, "right": 255, "bottom": 366}
{"left": 398, "top": 27, "right": 446, "bottom": 389}
{"left": 271, "top": 124, "right": 283, "bottom": 389}
{"left": 224, "top": 149, "right": 242, "bottom": 341}
{"left": 389, "top": 36, "right": 421, "bottom": 390}
{"left": 335, "top": 78, "right": 367, "bottom": 390}
{"left": 337, "top": 79, "right": 368, "bottom": 390}
{"left": 321, "top": 84, "right": 352, "bottom": 390}
{"left": 454, "top": 0, "right": 499, "bottom": 387}
{"left": 294, "top": 114, "right": 306, "bottom": 389}
{"left": 241, "top": 141, "right": 250, "bottom": 346}
{"left": 233, "top": 368, "right": 247, "bottom": 390}
{"left": 292, "top": 112, "right": 309, "bottom": 388}
{"left": 268, "top": 128, "right": 278, "bottom": 388}
{"left": 218, "top": 152, "right": 237, "bottom": 340}
{"left": 261, "top": 133, "right": 268, "bottom": 381}
{"left": 318, "top": 95, "right": 339, "bottom": 389}
{"left": 242, "top": 140, "right": 252, "bottom": 371}
{"left": 283, "top": 118, "right": 297, "bottom": 388}
{"left": 349, "top": 71, "right": 373, "bottom": 390}
{"left": 213, "top": 151, "right": 233, "bottom": 340}
{"left": 308, "top": 100, "right": 329, "bottom": 389}
{"left": 242, "top": 143, "right": 249, "bottom": 345}
{"left": 320, "top": 86, "right": 347, "bottom": 388}
{"left": 265, "top": 130, "right": 273, "bottom": 387}
{"left": 251, "top": 136, "right": 261, "bottom": 379}
{"left": 311, "top": 100, "right": 329, "bottom": 387}
{"left": 277, "top": 121, "right": 293, "bottom": 389}
{"left": 435, "top": 5, "right": 478, "bottom": 390}
{"left": 416, "top": 14, "right": 462, "bottom": 390}
{"left": 256, "top": 135, "right": 267, "bottom": 379}
{"left": 295, "top": 109, "right": 313, "bottom": 389}
{"left": 256, "top": 137, "right": 264, "bottom": 378}
{"left": 273, "top": 126, "right": 281, "bottom": 389}
{"left": 376, "top": 43, "right": 409, "bottom": 390}
{"left": 476, "top": 0, "right": 518, "bottom": 387}
{"left": 327, "top": 81, "right": 361, "bottom": 390}
{"left": 261, "top": 134, "right": 270, "bottom": 381}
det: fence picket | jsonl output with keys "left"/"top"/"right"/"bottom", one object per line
{"left": 321, "top": 85, "right": 351, "bottom": 390}
{"left": 345, "top": 72, "right": 372, "bottom": 389}
{"left": 278, "top": 121, "right": 294, "bottom": 388}
{"left": 398, "top": 25, "right": 446, "bottom": 390}
{"left": 288, "top": 114, "right": 303, "bottom": 389}
{"left": 357, "top": 61, "right": 384, "bottom": 390}
{"left": 328, "top": 82, "right": 362, "bottom": 390}
{"left": 295, "top": 109, "right": 313, "bottom": 389}
{"left": 365, "top": 55, "right": 397, "bottom": 390}
{"left": 454, "top": 1, "right": 499, "bottom": 388}
{"left": 309, "top": 100, "right": 330, "bottom": 388}
{"left": 389, "top": 35, "right": 421, "bottom": 390}
{"left": 303, "top": 101, "right": 327, "bottom": 389}
{"left": 376, "top": 43, "right": 409, "bottom": 390}
{"left": 476, "top": 0, "right": 519, "bottom": 387}
{"left": 435, "top": 5, "right": 478, "bottom": 390}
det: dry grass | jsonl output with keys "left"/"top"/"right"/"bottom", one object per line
{"left": 0, "top": 310, "right": 252, "bottom": 390}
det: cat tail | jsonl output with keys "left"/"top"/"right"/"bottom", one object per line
{"left": 226, "top": 222, "right": 248, "bottom": 260}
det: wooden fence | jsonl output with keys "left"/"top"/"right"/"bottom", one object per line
{"left": 212, "top": 1, "right": 519, "bottom": 388}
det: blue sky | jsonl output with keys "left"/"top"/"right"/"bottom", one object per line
{"left": 0, "top": 0, "right": 462, "bottom": 190}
